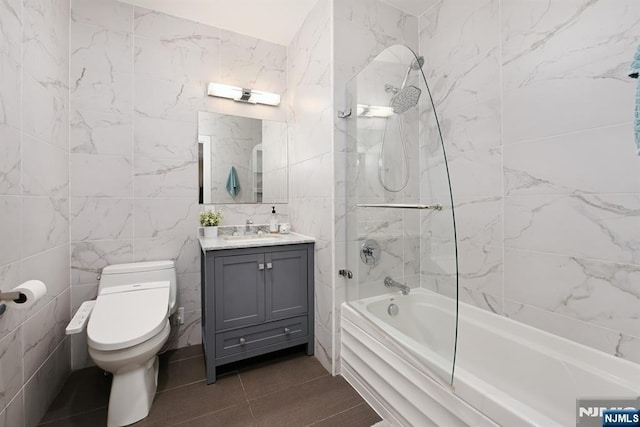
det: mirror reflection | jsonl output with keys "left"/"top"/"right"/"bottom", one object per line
{"left": 198, "top": 112, "right": 288, "bottom": 204}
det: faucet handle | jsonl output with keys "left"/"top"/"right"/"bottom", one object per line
{"left": 246, "top": 219, "right": 253, "bottom": 225}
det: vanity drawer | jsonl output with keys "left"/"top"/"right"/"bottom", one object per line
{"left": 215, "top": 316, "right": 308, "bottom": 358}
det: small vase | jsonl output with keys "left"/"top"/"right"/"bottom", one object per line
{"left": 204, "top": 226, "right": 218, "bottom": 239}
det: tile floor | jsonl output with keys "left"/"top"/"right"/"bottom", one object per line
{"left": 37, "top": 346, "right": 381, "bottom": 426}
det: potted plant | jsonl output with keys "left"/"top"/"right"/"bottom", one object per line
{"left": 199, "top": 209, "right": 223, "bottom": 238}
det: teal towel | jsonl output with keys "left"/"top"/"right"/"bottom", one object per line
{"left": 630, "top": 44, "right": 640, "bottom": 155}
{"left": 226, "top": 166, "right": 240, "bottom": 198}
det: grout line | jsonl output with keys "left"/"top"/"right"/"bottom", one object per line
{"left": 155, "top": 378, "right": 206, "bottom": 394}
{"left": 237, "top": 373, "right": 257, "bottom": 425}
{"left": 305, "top": 402, "right": 366, "bottom": 427}
{"left": 244, "top": 372, "right": 330, "bottom": 403}
{"left": 172, "top": 402, "right": 249, "bottom": 427}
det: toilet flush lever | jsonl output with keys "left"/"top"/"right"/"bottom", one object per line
{"left": 66, "top": 300, "right": 96, "bottom": 335}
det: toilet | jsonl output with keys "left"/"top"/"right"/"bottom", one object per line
{"left": 87, "top": 260, "right": 177, "bottom": 427}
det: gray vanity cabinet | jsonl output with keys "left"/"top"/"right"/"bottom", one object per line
{"left": 201, "top": 243, "right": 314, "bottom": 384}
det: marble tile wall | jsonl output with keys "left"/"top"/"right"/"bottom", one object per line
{"left": 419, "top": 0, "right": 640, "bottom": 363}
{"left": 287, "top": 0, "right": 334, "bottom": 373}
{"left": 0, "top": 0, "right": 72, "bottom": 425}
{"left": 69, "top": 0, "right": 289, "bottom": 369}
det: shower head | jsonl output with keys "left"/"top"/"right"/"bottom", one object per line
{"left": 390, "top": 85, "right": 421, "bottom": 114}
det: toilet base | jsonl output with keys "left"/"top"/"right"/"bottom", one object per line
{"left": 107, "top": 355, "right": 159, "bottom": 427}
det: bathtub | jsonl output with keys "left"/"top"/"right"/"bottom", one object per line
{"left": 341, "top": 288, "right": 640, "bottom": 426}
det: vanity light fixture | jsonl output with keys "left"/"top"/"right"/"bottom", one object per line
{"left": 357, "top": 104, "right": 394, "bottom": 118}
{"left": 207, "top": 83, "right": 281, "bottom": 106}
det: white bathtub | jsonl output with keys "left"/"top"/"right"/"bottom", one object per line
{"left": 341, "top": 288, "right": 640, "bottom": 426}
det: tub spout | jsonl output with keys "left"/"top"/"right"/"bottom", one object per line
{"left": 384, "top": 276, "right": 410, "bottom": 295}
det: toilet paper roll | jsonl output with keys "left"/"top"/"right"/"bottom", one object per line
{"left": 6, "top": 280, "right": 47, "bottom": 309}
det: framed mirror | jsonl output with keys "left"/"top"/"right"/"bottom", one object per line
{"left": 198, "top": 112, "right": 288, "bottom": 204}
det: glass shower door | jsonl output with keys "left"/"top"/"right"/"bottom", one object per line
{"left": 343, "top": 44, "right": 459, "bottom": 385}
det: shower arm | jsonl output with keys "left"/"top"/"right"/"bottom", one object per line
{"left": 356, "top": 203, "right": 443, "bottom": 211}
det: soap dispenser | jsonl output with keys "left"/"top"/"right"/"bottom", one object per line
{"left": 269, "top": 206, "right": 279, "bottom": 233}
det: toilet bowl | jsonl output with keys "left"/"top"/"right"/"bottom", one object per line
{"left": 87, "top": 261, "right": 177, "bottom": 427}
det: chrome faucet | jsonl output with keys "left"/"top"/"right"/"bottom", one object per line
{"left": 245, "top": 219, "right": 253, "bottom": 234}
{"left": 384, "top": 276, "right": 410, "bottom": 295}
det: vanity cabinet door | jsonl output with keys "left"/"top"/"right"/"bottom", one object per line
{"left": 214, "top": 253, "right": 266, "bottom": 330}
{"left": 265, "top": 249, "right": 308, "bottom": 321}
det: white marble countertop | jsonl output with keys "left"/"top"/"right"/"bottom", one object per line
{"left": 199, "top": 231, "right": 315, "bottom": 251}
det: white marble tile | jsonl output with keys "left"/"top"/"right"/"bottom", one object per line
{"left": 134, "top": 115, "right": 197, "bottom": 161}
{"left": 169, "top": 309, "right": 201, "bottom": 350}
{"left": 434, "top": 196, "right": 502, "bottom": 246}
{"left": 420, "top": 0, "right": 498, "bottom": 77}
{"left": 459, "top": 287, "right": 503, "bottom": 315}
{"left": 446, "top": 147, "right": 502, "bottom": 199}
{"left": 436, "top": 98, "right": 502, "bottom": 153}
{"left": 314, "top": 321, "right": 332, "bottom": 373}
{"left": 134, "top": 157, "right": 197, "bottom": 199}
{"left": 0, "top": 126, "right": 20, "bottom": 196}
{"left": 616, "top": 334, "right": 640, "bottom": 365}
{"left": 315, "top": 280, "right": 333, "bottom": 332}
{"left": 22, "top": 290, "right": 70, "bottom": 381}
{"left": 133, "top": 234, "right": 200, "bottom": 275}
{"left": 21, "top": 197, "right": 68, "bottom": 257}
{"left": 133, "top": 34, "right": 219, "bottom": 86}
{"left": 287, "top": 198, "right": 333, "bottom": 242}
{"left": 22, "top": 0, "right": 69, "bottom": 82}
{"left": 504, "top": 123, "right": 640, "bottom": 195}
{"left": 0, "top": 54, "right": 21, "bottom": 130}
{"left": 133, "top": 7, "right": 220, "bottom": 50}
{"left": 70, "top": 197, "right": 133, "bottom": 241}
{"left": 0, "top": 263, "right": 25, "bottom": 343}
{"left": 21, "top": 72, "right": 69, "bottom": 151}
{"left": 0, "top": 0, "right": 21, "bottom": 63}
{"left": 133, "top": 77, "right": 205, "bottom": 124}
{"left": 0, "top": 390, "right": 23, "bottom": 427}
{"left": 289, "top": 153, "right": 333, "bottom": 200}
{"left": 70, "top": 240, "right": 133, "bottom": 286}
{"left": 457, "top": 241, "right": 503, "bottom": 301}
{"left": 504, "top": 299, "right": 625, "bottom": 360}
{"left": 70, "top": 153, "right": 132, "bottom": 197}
{"left": 71, "top": 0, "right": 133, "bottom": 33}
{"left": 70, "top": 109, "right": 132, "bottom": 155}
{"left": 176, "top": 273, "right": 200, "bottom": 312}
{"left": 22, "top": 134, "right": 68, "bottom": 197}
{"left": 220, "top": 29, "right": 286, "bottom": 71}
{"left": 71, "top": 283, "right": 97, "bottom": 314}
{"left": 21, "top": 244, "right": 70, "bottom": 317}
{"left": 505, "top": 248, "right": 640, "bottom": 339}
{"left": 133, "top": 199, "right": 200, "bottom": 239}
{"left": 0, "top": 329, "right": 22, "bottom": 411}
{"left": 209, "top": 203, "right": 288, "bottom": 227}
{"left": 313, "top": 239, "right": 332, "bottom": 289}
{"left": 504, "top": 194, "right": 640, "bottom": 265}
{"left": 70, "top": 22, "right": 133, "bottom": 115}
{"left": 219, "top": 29, "right": 287, "bottom": 94}
{"left": 501, "top": 0, "right": 640, "bottom": 142}
{"left": 24, "top": 337, "right": 70, "bottom": 427}
{"left": 0, "top": 197, "right": 20, "bottom": 266}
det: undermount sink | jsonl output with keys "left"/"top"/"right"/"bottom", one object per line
{"left": 222, "top": 234, "right": 282, "bottom": 243}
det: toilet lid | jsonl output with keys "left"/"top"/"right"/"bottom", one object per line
{"left": 88, "top": 281, "right": 170, "bottom": 351}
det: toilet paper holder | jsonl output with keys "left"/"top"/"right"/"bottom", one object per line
{"left": 0, "top": 291, "right": 27, "bottom": 317}
{"left": 0, "top": 290, "right": 26, "bottom": 304}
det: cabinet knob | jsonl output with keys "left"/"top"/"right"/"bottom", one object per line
{"left": 266, "top": 262, "right": 273, "bottom": 270}
{"left": 284, "top": 328, "right": 291, "bottom": 335}
{"left": 239, "top": 337, "right": 246, "bottom": 345}
{"left": 258, "top": 263, "right": 265, "bottom": 270}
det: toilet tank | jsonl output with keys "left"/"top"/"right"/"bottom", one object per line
{"left": 99, "top": 260, "right": 177, "bottom": 314}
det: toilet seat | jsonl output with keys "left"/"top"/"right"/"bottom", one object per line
{"left": 88, "top": 281, "right": 170, "bottom": 351}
